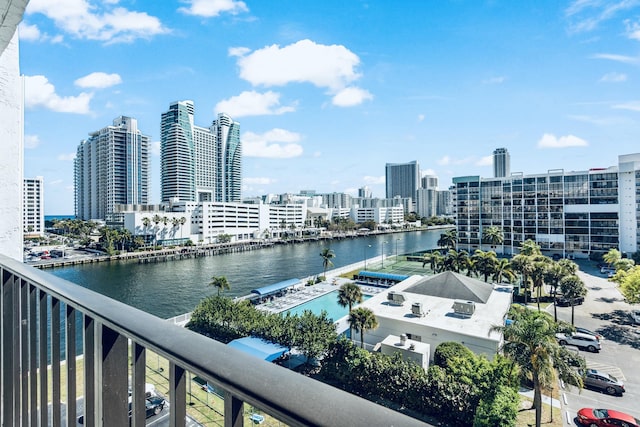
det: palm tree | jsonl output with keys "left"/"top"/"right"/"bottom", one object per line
{"left": 209, "top": 276, "right": 231, "bottom": 296}
{"left": 437, "top": 229, "right": 457, "bottom": 250}
{"left": 179, "top": 217, "right": 187, "bottom": 242}
{"left": 141, "top": 217, "right": 151, "bottom": 248}
{"left": 320, "top": 248, "right": 335, "bottom": 277}
{"left": 348, "top": 307, "right": 378, "bottom": 349}
{"left": 443, "top": 249, "right": 469, "bottom": 273}
{"left": 603, "top": 248, "right": 621, "bottom": 268}
{"left": 543, "top": 259, "right": 577, "bottom": 322}
{"left": 559, "top": 274, "right": 587, "bottom": 325}
{"left": 519, "top": 239, "right": 542, "bottom": 256}
{"left": 471, "top": 249, "right": 497, "bottom": 282}
{"left": 337, "top": 282, "right": 363, "bottom": 337}
{"left": 530, "top": 256, "right": 551, "bottom": 311}
{"left": 491, "top": 309, "right": 582, "bottom": 427}
{"left": 422, "top": 251, "right": 443, "bottom": 273}
{"left": 492, "top": 258, "right": 516, "bottom": 284}
{"left": 152, "top": 214, "right": 162, "bottom": 247}
{"left": 482, "top": 226, "right": 504, "bottom": 251}
{"left": 511, "top": 253, "right": 535, "bottom": 304}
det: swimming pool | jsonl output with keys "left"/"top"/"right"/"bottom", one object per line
{"left": 287, "top": 291, "right": 372, "bottom": 321}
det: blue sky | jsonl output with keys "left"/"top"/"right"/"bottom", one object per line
{"left": 19, "top": 0, "right": 640, "bottom": 214}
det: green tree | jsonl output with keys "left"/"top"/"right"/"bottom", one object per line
{"left": 619, "top": 266, "right": 640, "bottom": 304}
{"left": 530, "top": 255, "right": 551, "bottom": 311}
{"left": 141, "top": 217, "right": 151, "bottom": 248}
{"left": 544, "top": 259, "right": 577, "bottom": 322}
{"left": 337, "top": 282, "right": 363, "bottom": 339}
{"left": 209, "top": 275, "right": 231, "bottom": 296}
{"left": 437, "top": 229, "right": 457, "bottom": 250}
{"left": 348, "top": 307, "right": 378, "bottom": 349}
{"left": 472, "top": 249, "right": 497, "bottom": 282}
{"left": 443, "top": 249, "right": 470, "bottom": 273}
{"left": 603, "top": 248, "right": 621, "bottom": 267}
{"left": 482, "top": 226, "right": 504, "bottom": 251}
{"left": 559, "top": 274, "right": 587, "bottom": 325}
{"left": 520, "top": 239, "right": 542, "bottom": 256}
{"left": 491, "top": 309, "right": 582, "bottom": 427}
{"left": 492, "top": 258, "right": 516, "bottom": 284}
{"left": 152, "top": 214, "right": 162, "bottom": 246}
{"left": 320, "top": 247, "right": 335, "bottom": 277}
{"left": 422, "top": 251, "right": 443, "bottom": 273}
{"left": 511, "top": 254, "right": 535, "bottom": 304}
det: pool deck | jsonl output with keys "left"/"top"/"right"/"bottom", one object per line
{"left": 255, "top": 277, "right": 383, "bottom": 314}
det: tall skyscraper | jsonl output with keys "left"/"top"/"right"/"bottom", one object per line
{"left": 421, "top": 174, "right": 438, "bottom": 190}
{"left": 358, "top": 186, "right": 372, "bottom": 198}
{"left": 385, "top": 161, "right": 420, "bottom": 199}
{"left": 24, "top": 177, "right": 44, "bottom": 237}
{"left": 75, "top": 116, "right": 150, "bottom": 221}
{"left": 161, "top": 101, "right": 241, "bottom": 203}
{"left": 493, "top": 147, "right": 510, "bottom": 178}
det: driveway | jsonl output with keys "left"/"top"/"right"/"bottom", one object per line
{"left": 552, "top": 260, "right": 640, "bottom": 425}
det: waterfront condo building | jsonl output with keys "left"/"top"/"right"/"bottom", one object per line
{"left": 23, "top": 177, "right": 44, "bottom": 237}
{"left": 385, "top": 161, "right": 420, "bottom": 201}
{"left": 161, "top": 100, "right": 241, "bottom": 204}
{"left": 493, "top": 147, "right": 510, "bottom": 178}
{"left": 74, "top": 116, "right": 150, "bottom": 222}
{"left": 452, "top": 153, "right": 640, "bottom": 258}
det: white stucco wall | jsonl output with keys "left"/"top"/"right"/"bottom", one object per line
{"left": 0, "top": 30, "right": 23, "bottom": 260}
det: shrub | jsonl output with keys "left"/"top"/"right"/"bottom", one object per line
{"left": 433, "top": 341, "right": 473, "bottom": 368}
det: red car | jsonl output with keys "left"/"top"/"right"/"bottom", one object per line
{"left": 577, "top": 408, "right": 640, "bottom": 427}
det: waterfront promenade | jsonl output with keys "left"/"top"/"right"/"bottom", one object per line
{"left": 31, "top": 225, "right": 450, "bottom": 270}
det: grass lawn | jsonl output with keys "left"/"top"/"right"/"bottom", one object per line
{"left": 516, "top": 395, "right": 563, "bottom": 427}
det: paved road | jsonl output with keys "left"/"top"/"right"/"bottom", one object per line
{"left": 552, "top": 260, "right": 640, "bottom": 425}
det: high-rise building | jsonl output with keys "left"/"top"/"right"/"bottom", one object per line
{"left": 386, "top": 161, "right": 420, "bottom": 200}
{"left": 358, "top": 186, "right": 372, "bottom": 198}
{"left": 493, "top": 148, "right": 510, "bottom": 178}
{"left": 23, "top": 177, "right": 44, "bottom": 237}
{"left": 452, "top": 153, "right": 640, "bottom": 257}
{"left": 75, "top": 116, "right": 150, "bottom": 221}
{"left": 161, "top": 101, "right": 241, "bottom": 203}
{"left": 421, "top": 174, "right": 438, "bottom": 190}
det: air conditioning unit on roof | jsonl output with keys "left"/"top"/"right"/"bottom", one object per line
{"left": 452, "top": 300, "right": 475, "bottom": 316}
{"left": 411, "top": 302, "right": 425, "bottom": 317}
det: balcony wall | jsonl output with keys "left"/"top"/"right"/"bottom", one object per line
{"left": 1, "top": 254, "right": 425, "bottom": 426}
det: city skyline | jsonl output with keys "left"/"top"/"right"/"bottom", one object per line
{"left": 20, "top": 0, "right": 640, "bottom": 214}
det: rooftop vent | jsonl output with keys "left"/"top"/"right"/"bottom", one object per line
{"left": 411, "top": 302, "right": 425, "bottom": 317}
{"left": 387, "top": 291, "right": 406, "bottom": 306}
{"left": 452, "top": 300, "right": 475, "bottom": 317}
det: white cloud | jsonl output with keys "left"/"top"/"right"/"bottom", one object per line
{"left": 215, "top": 90, "right": 296, "bottom": 117}
{"left": 476, "top": 155, "right": 493, "bottom": 166}
{"left": 565, "top": 0, "right": 638, "bottom": 33}
{"left": 233, "top": 39, "right": 364, "bottom": 91}
{"left": 178, "top": 0, "right": 248, "bottom": 17}
{"left": 150, "top": 141, "right": 161, "bottom": 156}
{"left": 537, "top": 133, "right": 589, "bottom": 148}
{"left": 58, "top": 153, "right": 76, "bottom": 161}
{"left": 25, "top": 75, "right": 93, "bottom": 114}
{"left": 568, "top": 114, "right": 629, "bottom": 126}
{"left": 26, "top": 0, "right": 169, "bottom": 44}
{"left": 592, "top": 53, "right": 640, "bottom": 64}
{"left": 18, "top": 23, "right": 41, "bottom": 41}
{"left": 228, "top": 46, "right": 250, "bottom": 57}
{"left": 331, "top": 87, "right": 373, "bottom": 107}
{"left": 243, "top": 177, "right": 276, "bottom": 185}
{"left": 437, "top": 156, "right": 451, "bottom": 166}
{"left": 421, "top": 169, "right": 436, "bottom": 176}
{"left": 482, "top": 76, "right": 506, "bottom": 84}
{"left": 612, "top": 101, "right": 640, "bottom": 111}
{"left": 599, "top": 72, "right": 627, "bottom": 82}
{"left": 74, "top": 72, "right": 122, "bottom": 88}
{"left": 242, "top": 128, "right": 303, "bottom": 158}
{"left": 625, "top": 19, "right": 640, "bottom": 40}
{"left": 24, "top": 134, "right": 40, "bottom": 149}
{"left": 417, "top": 114, "right": 425, "bottom": 122}
{"left": 363, "top": 175, "right": 385, "bottom": 185}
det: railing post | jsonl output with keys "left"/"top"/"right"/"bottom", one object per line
{"left": 51, "top": 297, "right": 61, "bottom": 427}
{"left": 83, "top": 315, "right": 95, "bottom": 426}
{"left": 131, "top": 343, "right": 146, "bottom": 427}
{"left": 66, "top": 305, "right": 76, "bottom": 427}
{"left": 99, "top": 324, "right": 129, "bottom": 426}
{"left": 38, "top": 289, "right": 48, "bottom": 427}
{"left": 2, "top": 269, "right": 16, "bottom": 427}
{"left": 20, "top": 279, "right": 29, "bottom": 424}
{"left": 29, "top": 284, "right": 38, "bottom": 427}
{"left": 224, "top": 391, "right": 244, "bottom": 427}
{"left": 169, "top": 362, "right": 186, "bottom": 427}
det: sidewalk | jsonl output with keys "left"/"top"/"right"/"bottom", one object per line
{"left": 518, "top": 387, "right": 561, "bottom": 409}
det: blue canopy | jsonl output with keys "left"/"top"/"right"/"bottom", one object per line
{"left": 356, "top": 271, "right": 409, "bottom": 281}
{"left": 251, "top": 278, "right": 301, "bottom": 296}
{"left": 227, "top": 337, "right": 288, "bottom": 362}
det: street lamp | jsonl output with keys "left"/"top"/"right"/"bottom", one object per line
{"left": 381, "top": 241, "right": 388, "bottom": 269}
{"left": 364, "top": 244, "right": 372, "bottom": 270}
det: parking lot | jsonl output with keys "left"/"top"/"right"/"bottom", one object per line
{"left": 554, "top": 261, "right": 640, "bottom": 425}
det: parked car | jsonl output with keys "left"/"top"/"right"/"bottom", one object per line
{"left": 600, "top": 266, "right": 615, "bottom": 274}
{"left": 575, "top": 327, "right": 603, "bottom": 341}
{"left": 583, "top": 369, "right": 625, "bottom": 395}
{"left": 555, "top": 295, "right": 585, "bottom": 307}
{"left": 630, "top": 310, "right": 640, "bottom": 325}
{"left": 556, "top": 332, "right": 601, "bottom": 352}
{"left": 577, "top": 408, "right": 640, "bottom": 427}
{"left": 78, "top": 397, "right": 166, "bottom": 424}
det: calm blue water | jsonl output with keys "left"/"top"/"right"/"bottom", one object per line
{"left": 288, "top": 291, "right": 372, "bottom": 321}
{"left": 48, "top": 229, "right": 443, "bottom": 318}
{"left": 45, "top": 215, "right": 75, "bottom": 221}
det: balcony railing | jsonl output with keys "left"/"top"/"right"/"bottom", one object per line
{"left": 1, "top": 253, "right": 425, "bottom": 426}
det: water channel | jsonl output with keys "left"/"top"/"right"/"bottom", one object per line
{"left": 49, "top": 229, "right": 444, "bottom": 318}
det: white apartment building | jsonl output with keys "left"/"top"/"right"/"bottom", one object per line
{"left": 23, "top": 177, "right": 44, "bottom": 237}
{"left": 452, "top": 153, "right": 640, "bottom": 258}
